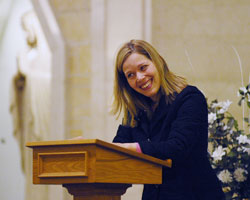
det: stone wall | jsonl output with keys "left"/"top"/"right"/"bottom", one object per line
{"left": 152, "top": 0, "right": 250, "bottom": 130}
{"left": 48, "top": 0, "right": 92, "bottom": 139}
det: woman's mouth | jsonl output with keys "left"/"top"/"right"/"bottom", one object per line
{"left": 141, "top": 80, "right": 152, "bottom": 89}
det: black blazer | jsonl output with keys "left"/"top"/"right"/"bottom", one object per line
{"left": 113, "top": 86, "right": 225, "bottom": 200}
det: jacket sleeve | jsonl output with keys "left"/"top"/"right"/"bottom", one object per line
{"left": 138, "top": 92, "right": 208, "bottom": 165}
{"left": 112, "top": 124, "right": 133, "bottom": 143}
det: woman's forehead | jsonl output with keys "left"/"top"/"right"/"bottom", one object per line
{"left": 123, "top": 53, "right": 150, "bottom": 69}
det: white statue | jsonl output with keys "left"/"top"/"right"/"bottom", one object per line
{"left": 10, "top": 10, "right": 51, "bottom": 200}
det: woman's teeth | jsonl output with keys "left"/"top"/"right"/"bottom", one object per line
{"left": 141, "top": 81, "right": 151, "bottom": 89}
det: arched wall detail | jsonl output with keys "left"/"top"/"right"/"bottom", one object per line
{"left": 31, "top": 0, "right": 65, "bottom": 140}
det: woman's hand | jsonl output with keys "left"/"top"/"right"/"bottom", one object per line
{"left": 113, "top": 143, "right": 138, "bottom": 152}
{"left": 69, "top": 136, "right": 84, "bottom": 140}
{"left": 70, "top": 137, "right": 140, "bottom": 153}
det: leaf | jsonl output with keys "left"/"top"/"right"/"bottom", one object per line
{"left": 246, "top": 83, "right": 250, "bottom": 90}
{"left": 244, "top": 117, "right": 250, "bottom": 123}
{"left": 241, "top": 153, "right": 250, "bottom": 161}
{"left": 243, "top": 143, "right": 250, "bottom": 148}
{"left": 227, "top": 118, "right": 235, "bottom": 129}
{"left": 234, "top": 120, "right": 239, "bottom": 130}
{"left": 239, "top": 90, "right": 245, "bottom": 95}
{"left": 238, "top": 99, "right": 243, "bottom": 106}
{"left": 227, "top": 151, "right": 237, "bottom": 157}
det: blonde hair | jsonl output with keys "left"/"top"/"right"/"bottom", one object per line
{"left": 111, "top": 39, "right": 187, "bottom": 127}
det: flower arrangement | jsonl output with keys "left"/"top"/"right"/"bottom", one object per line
{"left": 208, "top": 83, "right": 250, "bottom": 200}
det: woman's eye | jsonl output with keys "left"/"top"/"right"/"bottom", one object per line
{"left": 127, "top": 73, "right": 134, "bottom": 79}
{"left": 140, "top": 65, "right": 147, "bottom": 71}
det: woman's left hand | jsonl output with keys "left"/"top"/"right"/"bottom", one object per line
{"left": 113, "top": 143, "right": 138, "bottom": 152}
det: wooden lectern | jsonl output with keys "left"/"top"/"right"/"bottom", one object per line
{"left": 26, "top": 139, "right": 171, "bottom": 200}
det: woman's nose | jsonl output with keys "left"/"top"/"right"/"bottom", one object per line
{"left": 136, "top": 72, "right": 145, "bottom": 82}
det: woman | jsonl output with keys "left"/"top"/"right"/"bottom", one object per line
{"left": 112, "top": 39, "right": 225, "bottom": 200}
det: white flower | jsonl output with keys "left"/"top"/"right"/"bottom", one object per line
{"left": 207, "top": 142, "right": 214, "bottom": 155}
{"left": 242, "top": 147, "right": 250, "bottom": 155}
{"left": 239, "top": 87, "right": 248, "bottom": 94}
{"left": 211, "top": 164, "right": 216, "bottom": 169}
{"left": 219, "top": 100, "right": 232, "bottom": 114}
{"left": 218, "top": 109, "right": 225, "bottom": 114}
{"left": 222, "top": 186, "right": 231, "bottom": 193}
{"left": 222, "top": 100, "right": 232, "bottom": 110}
{"left": 247, "top": 93, "right": 250, "bottom": 102}
{"left": 208, "top": 113, "right": 217, "bottom": 124}
{"left": 226, "top": 133, "right": 232, "bottom": 140}
{"left": 218, "top": 170, "right": 233, "bottom": 183}
{"left": 237, "top": 147, "right": 242, "bottom": 152}
{"left": 208, "top": 131, "right": 211, "bottom": 137}
{"left": 225, "top": 147, "right": 231, "bottom": 154}
{"left": 232, "top": 193, "right": 238, "bottom": 198}
{"left": 237, "top": 135, "right": 249, "bottom": 144}
{"left": 212, "top": 100, "right": 232, "bottom": 114}
{"left": 211, "top": 102, "right": 220, "bottom": 108}
{"left": 212, "top": 146, "right": 226, "bottom": 161}
{"left": 233, "top": 168, "right": 248, "bottom": 182}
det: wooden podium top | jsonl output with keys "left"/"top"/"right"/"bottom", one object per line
{"left": 27, "top": 139, "right": 171, "bottom": 168}
{"left": 27, "top": 139, "right": 171, "bottom": 185}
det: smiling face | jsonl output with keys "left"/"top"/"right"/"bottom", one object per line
{"left": 122, "top": 53, "right": 161, "bottom": 102}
